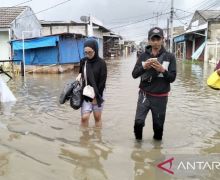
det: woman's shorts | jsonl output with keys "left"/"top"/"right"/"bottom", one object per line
{"left": 81, "top": 100, "right": 104, "bottom": 115}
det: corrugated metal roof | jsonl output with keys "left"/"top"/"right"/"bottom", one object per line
{"left": 0, "top": 6, "right": 27, "bottom": 28}
{"left": 198, "top": 10, "right": 220, "bottom": 20}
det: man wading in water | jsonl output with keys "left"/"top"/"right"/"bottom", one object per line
{"left": 132, "top": 27, "right": 176, "bottom": 141}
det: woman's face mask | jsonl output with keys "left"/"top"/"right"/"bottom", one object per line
{"left": 84, "top": 47, "right": 95, "bottom": 59}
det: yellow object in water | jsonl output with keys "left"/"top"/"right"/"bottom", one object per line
{"left": 207, "top": 71, "right": 220, "bottom": 90}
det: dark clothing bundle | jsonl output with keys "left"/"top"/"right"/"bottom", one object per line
{"left": 132, "top": 46, "right": 176, "bottom": 94}
{"left": 59, "top": 80, "right": 82, "bottom": 110}
{"left": 79, "top": 39, "right": 107, "bottom": 107}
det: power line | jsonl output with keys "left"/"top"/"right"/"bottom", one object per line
{"left": 174, "top": 13, "right": 188, "bottom": 26}
{"left": 174, "top": 11, "right": 193, "bottom": 20}
{"left": 175, "top": 0, "right": 218, "bottom": 19}
{"left": 108, "top": 2, "right": 170, "bottom": 25}
{"left": 175, "top": 0, "right": 219, "bottom": 21}
{"left": 175, "top": 8, "right": 192, "bottom": 14}
{"left": 108, "top": 12, "right": 155, "bottom": 24}
{"left": 11, "top": 0, "right": 33, "bottom": 7}
{"left": 202, "top": 0, "right": 220, "bottom": 10}
{"left": 0, "top": 0, "right": 33, "bottom": 15}
{"left": 174, "top": 0, "right": 220, "bottom": 29}
{"left": 110, "top": 12, "right": 170, "bottom": 29}
{"left": 16, "top": 0, "right": 72, "bottom": 20}
{"left": 0, "top": 0, "right": 33, "bottom": 24}
{"left": 174, "top": 0, "right": 212, "bottom": 18}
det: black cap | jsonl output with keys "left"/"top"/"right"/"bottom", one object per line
{"left": 148, "top": 27, "right": 164, "bottom": 39}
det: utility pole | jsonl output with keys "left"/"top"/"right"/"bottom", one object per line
{"left": 87, "top": 15, "right": 94, "bottom": 37}
{"left": 22, "top": 31, "right": 33, "bottom": 77}
{"left": 167, "top": 18, "right": 170, "bottom": 50}
{"left": 170, "top": 0, "right": 174, "bottom": 53}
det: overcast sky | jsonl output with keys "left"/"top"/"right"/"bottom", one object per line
{"left": 1, "top": 0, "right": 220, "bottom": 42}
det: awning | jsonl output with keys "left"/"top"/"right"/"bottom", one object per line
{"left": 174, "top": 23, "right": 207, "bottom": 43}
{"left": 12, "top": 36, "right": 59, "bottom": 50}
{"left": 174, "top": 35, "right": 186, "bottom": 43}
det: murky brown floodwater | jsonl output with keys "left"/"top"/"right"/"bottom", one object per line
{"left": 0, "top": 53, "right": 220, "bottom": 180}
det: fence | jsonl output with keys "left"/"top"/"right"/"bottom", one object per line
{"left": 0, "top": 60, "right": 22, "bottom": 77}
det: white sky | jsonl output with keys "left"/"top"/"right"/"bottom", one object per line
{"left": 1, "top": 0, "right": 220, "bottom": 43}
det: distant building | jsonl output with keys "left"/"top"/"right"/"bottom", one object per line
{"left": 103, "top": 32, "right": 122, "bottom": 57}
{"left": 173, "top": 10, "right": 220, "bottom": 63}
{"left": 41, "top": 20, "right": 87, "bottom": 36}
{"left": 40, "top": 19, "right": 111, "bottom": 58}
{"left": 0, "top": 6, "right": 41, "bottom": 61}
{"left": 164, "top": 26, "right": 185, "bottom": 50}
{"left": 123, "top": 40, "right": 136, "bottom": 55}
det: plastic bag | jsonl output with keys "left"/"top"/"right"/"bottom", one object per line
{"left": 70, "top": 81, "right": 83, "bottom": 110}
{"left": 59, "top": 81, "right": 75, "bottom": 104}
{"left": 207, "top": 71, "right": 220, "bottom": 90}
{"left": 0, "top": 76, "right": 16, "bottom": 103}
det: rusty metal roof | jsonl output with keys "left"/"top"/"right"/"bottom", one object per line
{"left": 0, "top": 6, "right": 27, "bottom": 28}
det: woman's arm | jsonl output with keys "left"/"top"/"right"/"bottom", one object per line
{"left": 98, "top": 61, "right": 107, "bottom": 97}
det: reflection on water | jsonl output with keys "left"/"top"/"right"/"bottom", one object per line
{"left": 131, "top": 141, "right": 171, "bottom": 180}
{"left": 0, "top": 54, "right": 220, "bottom": 179}
{"left": 60, "top": 128, "right": 112, "bottom": 180}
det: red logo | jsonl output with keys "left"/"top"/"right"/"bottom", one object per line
{"left": 157, "top": 157, "right": 174, "bottom": 175}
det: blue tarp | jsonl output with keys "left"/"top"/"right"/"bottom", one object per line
{"left": 59, "top": 37, "right": 85, "bottom": 63}
{"left": 12, "top": 36, "right": 59, "bottom": 50}
{"left": 13, "top": 47, "right": 58, "bottom": 65}
{"left": 12, "top": 35, "right": 85, "bottom": 65}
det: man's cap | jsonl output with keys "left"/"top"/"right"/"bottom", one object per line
{"left": 148, "top": 27, "right": 164, "bottom": 39}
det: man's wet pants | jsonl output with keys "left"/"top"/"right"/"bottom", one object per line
{"left": 134, "top": 91, "right": 168, "bottom": 140}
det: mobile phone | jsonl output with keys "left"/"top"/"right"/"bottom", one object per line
{"left": 151, "top": 58, "right": 158, "bottom": 62}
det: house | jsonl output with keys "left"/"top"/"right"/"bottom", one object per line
{"left": 41, "top": 20, "right": 87, "bottom": 36}
{"left": 11, "top": 33, "right": 86, "bottom": 73}
{"left": 40, "top": 17, "right": 111, "bottom": 58}
{"left": 173, "top": 10, "right": 220, "bottom": 62}
{"left": 0, "top": 6, "right": 41, "bottom": 61}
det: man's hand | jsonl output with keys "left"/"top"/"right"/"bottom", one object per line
{"left": 142, "top": 60, "right": 152, "bottom": 70}
{"left": 151, "top": 60, "right": 165, "bottom": 73}
{"left": 142, "top": 58, "right": 158, "bottom": 70}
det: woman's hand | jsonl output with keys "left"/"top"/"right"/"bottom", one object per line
{"left": 92, "top": 98, "right": 97, "bottom": 105}
{"left": 76, "top": 73, "right": 82, "bottom": 81}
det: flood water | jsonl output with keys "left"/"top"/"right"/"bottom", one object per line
{"left": 0, "top": 53, "right": 220, "bottom": 180}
